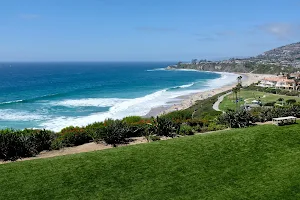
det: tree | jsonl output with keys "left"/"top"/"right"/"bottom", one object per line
{"left": 237, "top": 76, "right": 243, "bottom": 85}
{"left": 191, "top": 59, "right": 197, "bottom": 65}
{"left": 232, "top": 87, "right": 239, "bottom": 111}
{"left": 236, "top": 76, "right": 243, "bottom": 108}
{"left": 177, "top": 61, "right": 182, "bottom": 67}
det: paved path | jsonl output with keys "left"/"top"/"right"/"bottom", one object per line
{"left": 213, "top": 92, "right": 232, "bottom": 112}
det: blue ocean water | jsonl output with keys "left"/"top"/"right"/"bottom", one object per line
{"left": 0, "top": 62, "right": 237, "bottom": 131}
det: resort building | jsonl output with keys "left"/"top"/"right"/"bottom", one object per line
{"left": 258, "top": 77, "right": 296, "bottom": 90}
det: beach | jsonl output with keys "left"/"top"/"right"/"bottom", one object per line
{"left": 145, "top": 73, "right": 275, "bottom": 117}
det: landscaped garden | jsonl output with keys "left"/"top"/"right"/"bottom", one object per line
{"left": 2, "top": 123, "right": 300, "bottom": 199}
{"left": 219, "top": 89, "right": 300, "bottom": 111}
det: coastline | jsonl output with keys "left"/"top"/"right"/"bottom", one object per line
{"left": 144, "top": 72, "right": 275, "bottom": 117}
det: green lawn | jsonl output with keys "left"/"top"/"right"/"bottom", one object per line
{"left": 219, "top": 90, "right": 300, "bottom": 111}
{"left": 2, "top": 124, "right": 300, "bottom": 199}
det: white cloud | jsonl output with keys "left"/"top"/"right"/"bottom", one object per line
{"left": 258, "top": 23, "right": 299, "bottom": 39}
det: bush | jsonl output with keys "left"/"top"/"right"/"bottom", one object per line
{"left": 192, "top": 125, "right": 202, "bottom": 132}
{"left": 286, "top": 99, "right": 297, "bottom": 105}
{"left": 185, "top": 118, "right": 208, "bottom": 127}
{"left": 86, "top": 122, "right": 106, "bottom": 142}
{"left": 102, "top": 120, "right": 130, "bottom": 147}
{"left": 207, "top": 123, "right": 227, "bottom": 131}
{"left": 277, "top": 98, "right": 284, "bottom": 102}
{"left": 122, "top": 116, "right": 143, "bottom": 124}
{"left": 0, "top": 129, "right": 56, "bottom": 161}
{"left": 161, "top": 110, "right": 192, "bottom": 121}
{"left": 125, "top": 119, "right": 151, "bottom": 138}
{"left": 58, "top": 126, "right": 92, "bottom": 147}
{"left": 218, "top": 110, "right": 253, "bottom": 128}
{"left": 150, "top": 117, "right": 179, "bottom": 137}
{"left": 264, "top": 101, "right": 276, "bottom": 106}
{"left": 179, "top": 125, "right": 194, "bottom": 136}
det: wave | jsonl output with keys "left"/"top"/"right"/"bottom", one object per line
{"left": 146, "top": 68, "right": 166, "bottom": 72}
{"left": 10, "top": 71, "right": 239, "bottom": 132}
{"left": 168, "top": 83, "right": 195, "bottom": 90}
{"left": 205, "top": 72, "right": 238, "bottom": 89}
{"left": 0, "top": 93, "right": 61, "bottom": 106}
{"left": 170, "top": 68, "right": 200, "bottom": 72}
{"left": 51, "top": 98, "right": 129, "bottom": 107}
{"left": 0, "top": 100, "right": 24, "bottom": 105}
{"left": 0, "top": 109, "right": 46, "bottom": 121}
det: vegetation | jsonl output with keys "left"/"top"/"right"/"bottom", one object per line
{"left": 219, "top": 90, "right": 300, "bottom": 111}
{"left": 179, "top": 124, "right": 194, "bottom": 135}
{"left": 2, "top": 86, "right": 300, "bottom": 161}
{"left": 0, "top": 129, "right": 56, "bottom": 161}
{"left": 185, "top": 92, "right": 225, "bottom": 119}
{"left": 2, "top": 124, "right": 300, "bottom": 199}
{"left": 218, "top": 105, "right": 300, "bottom": 126}
{"left": 245, "top": 84, "right": 300, "bottom": 96}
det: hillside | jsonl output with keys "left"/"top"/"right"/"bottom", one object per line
{"left": 1, "top": 124, "right": 300, "bottom": 199}
{"left": 258, "top": 42, "right": 300, "bottom": 61}
{"left": 169, "top": 42, "right": 300, "bottom": 74}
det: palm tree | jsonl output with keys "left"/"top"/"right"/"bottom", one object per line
{"left": 236, "top": 76, "right": 243, "bottom": 107}
{"left": 237, "top": 76, "right": 243, "bottom": 85}
{"left": 232, "top": 87, "right": 239, "bottom": 110}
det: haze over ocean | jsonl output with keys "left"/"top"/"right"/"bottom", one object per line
{"left": 0, "top": 62, "right": 237, "bottom": 131}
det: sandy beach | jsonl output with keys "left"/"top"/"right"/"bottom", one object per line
{"left": 145, "top": 73, "right": 275, "bottom": 117}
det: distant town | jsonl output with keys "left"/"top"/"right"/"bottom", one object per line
{"left": 169, "top": 42, "right": 300, "bottom": 74}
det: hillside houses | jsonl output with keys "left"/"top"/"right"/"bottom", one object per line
{"left": 258, "top": 74, "right": 300, "bottom": 90}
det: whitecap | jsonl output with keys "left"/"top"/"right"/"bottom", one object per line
{"left": 51, "top": 98, "right": 129, "bottom": 107}
{"left": 0, "top": 109, "right": 46, "bottom": 121}
{"left": 146, "top": 68, "right": 166, "bottom": 72}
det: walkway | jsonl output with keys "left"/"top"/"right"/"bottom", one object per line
{"left": 213, "top": 92, "right": 232, "bottom": 112}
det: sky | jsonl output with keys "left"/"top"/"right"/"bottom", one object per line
{"left": 0, "top": 0, "right": 300, "bottom": 62}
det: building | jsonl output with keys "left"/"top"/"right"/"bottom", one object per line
{"left": 258, "top": 77, "right": 296, "bottom": 90}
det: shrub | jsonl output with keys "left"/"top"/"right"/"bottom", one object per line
{"left": 150, "top": 117, "right": 179, "bottom": 137}
{"left": 218, "top": 110, "right": 253, "bottom": 128}
{"left": 277, "top": 98, "right": 284, "bottom": 102}
{"left": 192, "top": 125, "right": 202, "bottom": 132}
{"left": 59, "top": 126, "right": 92, "bottom": 147}
{"left": 125, "top": 119, "right": 151, "bottom": 138}
{"left": 22, "top": 129, "right": 56, "bottom": 152}
{"left": 161, "top": 110, "right": 192, "bottom": 121}
{"left": 286, "top": 99, "right": 297, "bottom": 105}
{"left": 102, "top": 120, "right": 130, "bottom": 147}
{"left": 86, "top": 122, "right": 106, "bottom": 142}
{"left": 122, "top": 116, "right": 143, "bottom": 124}
{"left": 179, "top": 125, "right": 194, "bottom": 136}
{"left": 264, "top": 101, "right": 276, "bottom": 106}
{"left": 186, "top": 118, "right": 208, "bottom": 127}
{"left": 0, "top": 129, "right": 56, "bottom": 161}
{"left": 207, "top": 123, "right": 227, "bottom": 131}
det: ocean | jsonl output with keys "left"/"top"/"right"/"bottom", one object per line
{"left": 0, "top": 62, "right": 238, "bottom": 132}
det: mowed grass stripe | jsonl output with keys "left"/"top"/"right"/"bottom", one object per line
{"left": 1, "top": 125, "right": 300, "bottom": 199}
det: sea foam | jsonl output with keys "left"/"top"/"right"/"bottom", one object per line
{"left": 40, "top": 73, "right": 238, "bottom": 132}
{"left": 0, "top": 109, "right": 46, "bottom": 121}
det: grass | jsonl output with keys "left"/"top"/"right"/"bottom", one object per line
{"left": 2, "top": 124, "right": 300, "bottom": 199}
{"left": 186, "top": 92, "right": 226, "bottom": 119}
{"left": 219, "top": 90, "right": 300, "bottom": 111}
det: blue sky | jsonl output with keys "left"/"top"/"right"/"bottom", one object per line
{"left": 0, "top": 0, "right": 300, "bottom": 61}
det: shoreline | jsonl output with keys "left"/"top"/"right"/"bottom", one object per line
{"left": 144, "top": 72, "right": 275, "bottom": 117}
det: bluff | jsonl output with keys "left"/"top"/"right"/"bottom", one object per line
{"left": 170, "top": 42, "right": 300, "bottom": 74}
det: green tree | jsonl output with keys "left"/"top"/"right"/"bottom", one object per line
{"left": 191, "top": 59, "right": 197, "bottom": 65}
